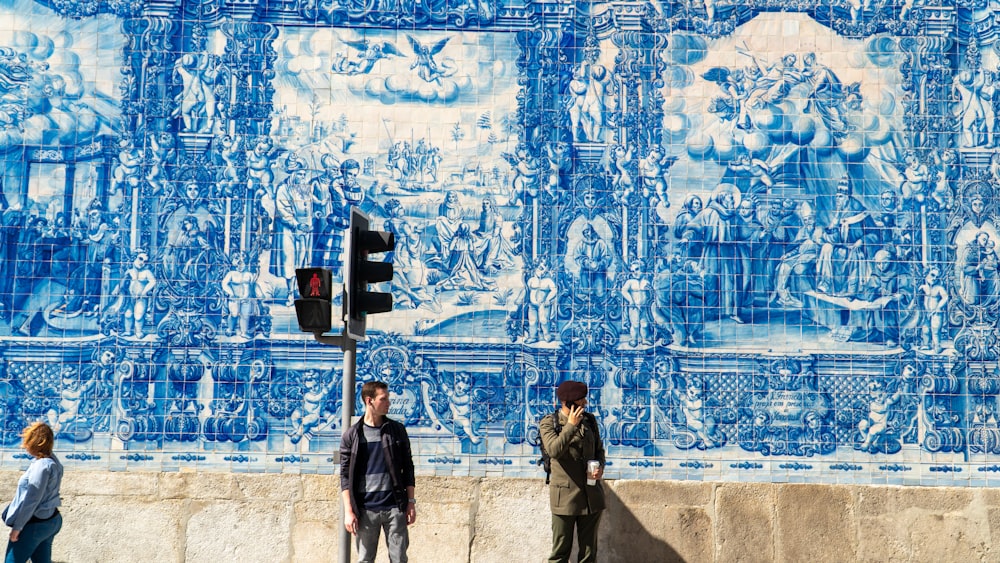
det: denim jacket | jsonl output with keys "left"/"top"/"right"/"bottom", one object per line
{"left": 4, "top": 455, "right": 62, "bottom": 532}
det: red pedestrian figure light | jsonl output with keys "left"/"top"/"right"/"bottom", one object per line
{"left": 294, "top": 267, "right": 334, "bottom": 334}
{"left": 309, "top": 273, "right": 322, "bottom": 297}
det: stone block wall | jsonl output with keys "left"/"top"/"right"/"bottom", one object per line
{"left": 5, "top": 471, "right": 996, "bottom": 563}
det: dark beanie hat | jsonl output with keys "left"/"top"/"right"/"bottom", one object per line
{"left": 557, "top": 380, "right": 588, "bottom": 402}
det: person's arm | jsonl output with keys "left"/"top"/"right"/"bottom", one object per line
{"left": 140, "top": 271, "right": 156, "bottom": 295}
{"left": 399, "top": 425, "right": 417, "bottom": 525}
{"left": 341, "top": 489, "right": 357, "bottom": 535}
{"left": 936, "top": 287, "right": 949, "bottom": 309}
{"left": 221, "top": 272, "right": 235, "bottom": 297}
{"left": 339, "top": 428, "right": 357, "bottom": 535}
{"left": 540, "top": 407, "right": 582, "bottom": 460}
{"left": 405, "top": 484, "right": 416, "bottom": 525}
{"left": 543, "top": 281, "right": 558, "bottom": 305}
{"left": 274, "top": 187, "right": 297, "bottom": 225}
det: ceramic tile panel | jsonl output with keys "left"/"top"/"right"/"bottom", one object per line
{"left": 0, "top": 0, "right": 993, "bottom": 487}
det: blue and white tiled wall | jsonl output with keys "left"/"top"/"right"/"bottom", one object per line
{"left": 0, "top": 0, "right": 998, "bottom": 485}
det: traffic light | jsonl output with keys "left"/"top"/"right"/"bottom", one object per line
{"left": 294, "top": 267, "right": 334, "bottom": 334}
{"left": 345, "top": 207, "right": 395, "bottom": 340}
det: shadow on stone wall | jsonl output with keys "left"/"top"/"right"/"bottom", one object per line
{"left": 600, "top": 485, "right": 686, "bottom": 562}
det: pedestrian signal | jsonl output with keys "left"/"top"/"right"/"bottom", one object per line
{"left": 294, "top": 267, "right": 334, "bottom": 334}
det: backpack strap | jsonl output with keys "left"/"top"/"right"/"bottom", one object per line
{"left": 541, "top": 410, "right": 563, "bottom": 485}
{"left": 582, "top": 411, "right": 598, "bottom": 436}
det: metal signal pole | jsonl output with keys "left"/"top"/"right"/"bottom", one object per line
{"left": 303, "top": 207, "right": 394, "bottom": 563}
{"left": 312, "top": 302, "right": 356, "bottom": 563}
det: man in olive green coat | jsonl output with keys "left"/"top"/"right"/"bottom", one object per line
{"left": 539, "top": 380, "right": 606, "bottom": 563}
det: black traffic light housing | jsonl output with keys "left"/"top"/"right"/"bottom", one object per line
{"left": 345, "top": 207, "right": 395, "bottom": 340}
{"left": 293, "top": 267, "right": 335, "bottom": 334}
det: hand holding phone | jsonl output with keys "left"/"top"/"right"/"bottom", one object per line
{"left": 568, "top": 404, "right": 584, "bottom": 427}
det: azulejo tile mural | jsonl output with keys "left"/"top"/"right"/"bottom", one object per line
{"left": 0, "top": 0, "right": 997, "bottom": 484}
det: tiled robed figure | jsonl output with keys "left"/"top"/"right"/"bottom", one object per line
{"left": 0, "top": 0, "right": 992, "bottom": 486}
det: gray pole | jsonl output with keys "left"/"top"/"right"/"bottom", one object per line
{"left": 339, "top": 334, "right": 357, "bottom": 563}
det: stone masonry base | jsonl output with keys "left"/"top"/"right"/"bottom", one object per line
{"left": 0, "top": 472, "right": 996, "bottom": 562}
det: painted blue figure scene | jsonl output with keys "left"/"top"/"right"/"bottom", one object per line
{"left": 0, "top": 0, "right": 990, "bottom": 488}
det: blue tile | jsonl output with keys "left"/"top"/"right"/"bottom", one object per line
{"left": 0, "top": 0, "right": 990, "bottom": 489}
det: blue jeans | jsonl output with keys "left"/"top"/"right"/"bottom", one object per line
{"left": 5, "top": 512, "right": 62, "bottom": 563}
{"left": 356, "top": 506, "right": 408, "bottom": 563}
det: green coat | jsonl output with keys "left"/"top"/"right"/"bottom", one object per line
{"left": 539, "top": 410, "right": 606, "bottom": 516}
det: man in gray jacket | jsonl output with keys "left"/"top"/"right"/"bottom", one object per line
{"left": 539, "top": 380, "right": 606, "bottom": 563}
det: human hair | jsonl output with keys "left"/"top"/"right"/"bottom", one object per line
{"left": 684, "top": 194, "right": 703, "bottom": 211}
{"left": 340, "top": 159, "right": 360, "bottom": 174}
{"left": 361, "top": 380, "right": 388, "bottom": 404}
{"left": 384, "top": 198, "right": 402, "bottom": 216}
{"left": 21, "top": 422, "right": 54, "bottom": 458}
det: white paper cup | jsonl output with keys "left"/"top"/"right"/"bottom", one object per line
{"left": 587, "top": 460, "right": 600, "bottom": 486}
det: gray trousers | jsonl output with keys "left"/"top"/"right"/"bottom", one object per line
{"left": 356, "top": 507, "right": 409, "bottom": 563}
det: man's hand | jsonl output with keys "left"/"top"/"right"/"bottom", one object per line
{"left": 406, "top": 503, "right": 417, "bottom": 525}
{"left": 9, "top": 529, "right": 18, "bottom": 542}
{"left": 344, "top": 509, "right": 358, "bottom": 535}
{"left": 567, "top": 404, "right": 584, "bottom": 427}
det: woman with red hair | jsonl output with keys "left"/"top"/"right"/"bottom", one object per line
{"left": 3, "top": 422, "right": 63, "bottom": 563}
